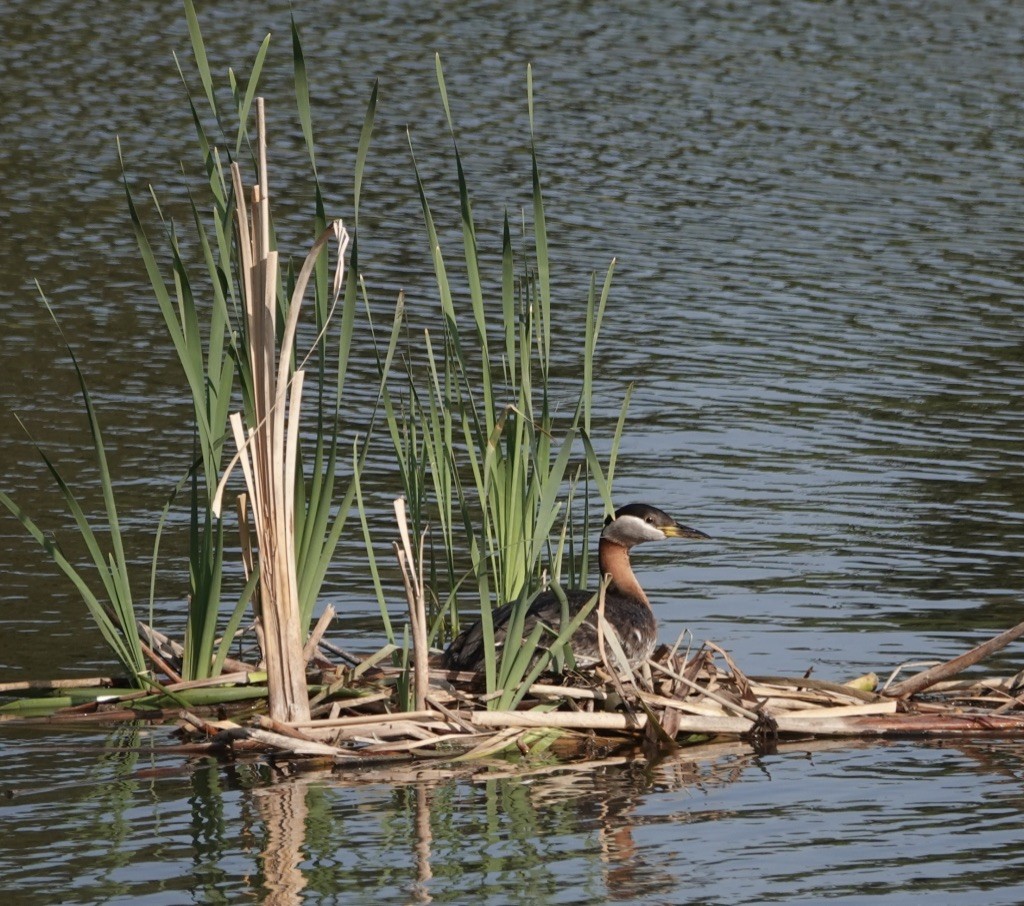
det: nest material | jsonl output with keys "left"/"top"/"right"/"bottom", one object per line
{"left": 6, "top": 618, "right": 1024, "bottom": 770}
{"left": 173, "top": 623, "right": 1024, "bottom": 766}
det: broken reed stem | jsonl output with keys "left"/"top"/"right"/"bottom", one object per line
{"left": 884, "top": 618, "right": 1024, "bottom": 699}
{"left": 164, "top": 671, "right": 264, "bottom": 691}
{"left": 303, "top": 604, "right": 336, "bottom": 665}
{"left": 237, "top": 493, "right": 255, "bottom": 580}
{"left": 648, "top": 658, "right": 761, "bottom": 721}
{"left": 473, "top": 709, "right": 645, "bottom": 731}
{"left": 247, "top": 727, "right": 348, "bottom": 758}
{"left": 257, "top": 714, "right": 328, "bottom": 744}
{"left": 425, "top": 694, "right": 477, "bottom": 732}
{"left": 138, "top": 619, "right": 257, "bottom": 675}
{"left": 394, "top": 497, "right": 429, "bottom": 712}
{"left": 139, "top": 637, "right": 184, "bottom": 685}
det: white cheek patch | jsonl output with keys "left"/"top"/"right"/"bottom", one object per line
{"left": 607, "top": 513, "right": 663, "bottom": 543}
{"left": 617, "top": 515, "right": 647, "bottom": 532}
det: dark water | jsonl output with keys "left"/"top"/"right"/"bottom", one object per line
{"left": 5, "top": 725, "right": 1024, "bottom": 905}
{"left": 3, "top": 0, "right": 1024, "bottom": 902}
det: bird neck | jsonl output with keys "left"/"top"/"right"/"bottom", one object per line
{"left": 598, "top": 538, "right": 649, "bottom": 606}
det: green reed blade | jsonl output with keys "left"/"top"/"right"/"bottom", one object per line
{"left": 354, "top": 80, "right": 378, "bottom": 228}
{"left": 210, "top": 566, "right": 260, "bottom": 677}
{"left": 182, "top": 0, "right": 222, "bottom": 130}
{"left": 353, "top": 446, "right": 393, "bottom": 644}
{"left": 527, "top": 64, "right": 551, "bottom": 375}
{"left": 291, "top": 16, "right": 316, "bottom": 177}
{"left": 0, "top": 489, "right": 141, "bottom": 678}
{"left": 235, "top": 33, "right": 270, "bottom": 155}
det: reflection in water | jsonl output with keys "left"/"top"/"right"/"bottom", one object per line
{"left": 254, "top": 782, "right": 308, "bottom": 906}
{"left": 237, "top": 735, "right": 1024, "bottom": 903}
{"left": 412, "top": 783, "right": 433, "bottom": 903}
{"left": 260, "top": 738, "right": 838, "bottom": 902}
{"left": 5, "top": 727, "right": 1024, "bottom": 902}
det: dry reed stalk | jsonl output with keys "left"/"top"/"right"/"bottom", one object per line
{"left": 302, "top": 604, "right": 336, "bottom": 665}
{"left": 164, "top": 671, "right": 263, "bottom": 692}
{"left": 317, "top": 638, "right": 361, "bottom": 667}
{"left": 420, "top": 688, "right": 461, "bottom": 705}
{"left": 256, "top": 714, "right": 331, "bottom": 744}
{"left": 139, "top": 638, "right": 184, "bottom": 685}
{"left": 237, "top": 493, "right": 255, "bottom": 581}
{"left": 332, "top": 725, "right": 463, "bottom": 745}
{"left": 425, "top": 694, "right": 477, "bottom": 732}
{"left": 178, "top": 710, "right": 240, "bottom": 737}
{"left": 771, "top": 701, "right": 897, "bottom": 721}
{"left": 750, "top": 675, "right": 882, "bottom": 702}
{"left": 990, "top": 691, "right": 1024, "bottom": 715}
{"left": 472, "top": 710, "right": 644, "bottom": 732}
{"left": 635, "top": 690, "right": 730, "bottom": 717}
{"left": 351, "top": 720, "right": 441, "bottom": 741}
{"left": 393, "top": 497, "right": 429, "bottom": 711}
{"left": 596, "top": 607, "right": 642, "bottom": 692}
{"left": 455, "top": 727, "right": 536, "bottom": 761}
{"left": 246, "top": 726, "right": 350, "bottom": 758}
{"left": 747, "top": 684, "right": 865, "bottom": 706}
{"left": 310, "top": 690, "right": 394, "bottom": 714}
{"left": 287, "top": 709, "right": 438, "bottom": 729}
{"left": 210, "top": 98, "right": 351, "bottom": 723}
{"left": 884, "top": 618, "right": 1024, "bottom": 699}
{"left": 472, "top": 703, "right": 909, "bottom": 737}
{"left": 139, "top": 619, "right": 256, "bottom": 674}
{"left": 528, "top": 684, "right": 610, "bottom": 702}
{"left": 823, "top": 712, "right": 1024, "bottom": 736}
{"left": 648, "top": 658, "right": 761, "bottom": 721}
{"left": 927, "top": 677, "right": 1017, "bottom": 693}
{"left": 278, "top": 725, "right": 344, "bottom": 741}
{"left": 756, "top": 697, "right": 828, "bottom": 713}
{"left": 136, "top": 620, "right": 179, "bottom": 661}
{"left": 706, "top": 641, "right": 757, "bottom": 701}
{"left": 353, "top": 644, "right": 400, "bottom": 678}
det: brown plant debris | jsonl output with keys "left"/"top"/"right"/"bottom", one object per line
{"left": 6, "top": 620, "right": 1024, "bottom": 770}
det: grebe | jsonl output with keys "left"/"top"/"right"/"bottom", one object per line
{"left": 441, "top": 503, "right": 708, "bottom": 672}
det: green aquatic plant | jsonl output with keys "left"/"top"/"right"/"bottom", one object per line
{"left": 121, "top": 4, "right": 370, "bottom": 690}
{"left": 0, "top": 295, "right": 148, "bottom": 683}
{"left": 1, "top": 4, "right": 629, "bottom": 715}
{"left": 382, "top": 57, "right": 631, "bottom": 702}
{"left": 1, "top": 7, "right": 379, "bottom": 699}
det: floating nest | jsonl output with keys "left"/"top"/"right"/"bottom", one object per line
{"left": 7, "top": 619, "right": 1023, "bottom": 772}
{"left": 231, "top": 624, "right": 1024, "bottom": 767}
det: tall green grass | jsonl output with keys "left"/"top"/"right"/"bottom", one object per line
{"left": 2, "top": 7, "right": 629, "bottom": 707}
{"left": 134, "top": 6, "right": 381, "bottom": 682}
{"left": 384, "top": 57, "right": 631, "bottom": 703}
{"left": 2, "top": 6, "right": 380, "bottom": 689}
{"left": 0, "top": 295, "right": 148, "bottom": 682}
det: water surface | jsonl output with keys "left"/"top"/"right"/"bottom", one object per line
{"left": 2, "top": 0, "right": 1024, "bottom": 902}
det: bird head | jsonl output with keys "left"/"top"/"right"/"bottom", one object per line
{"left": 602, "top": 503, "right": 709, "bottom": 546}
